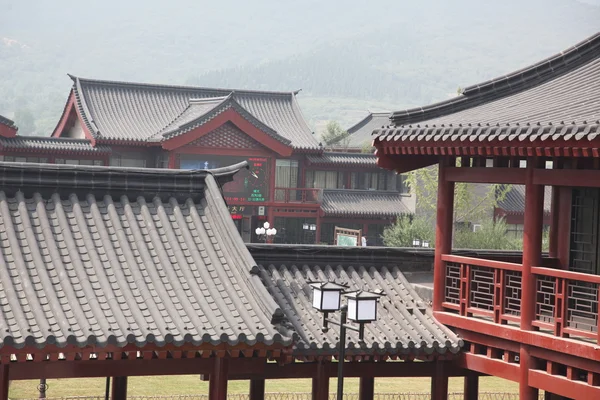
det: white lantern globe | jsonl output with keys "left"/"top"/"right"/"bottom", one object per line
{"left": 264, "top": 222, "right": 270, "bottom": 229}
{"left": 309, "top": 281, "right": 347, "bottom": 312}
{"left": 345, "top": 290, "right": 384, "bottom": 323}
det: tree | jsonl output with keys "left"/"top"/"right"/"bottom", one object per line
{"left": 382, "top": 215, "right": 434, "bottom": 247}
{"left": 453, "top": 218, "right": 521, "bottom": 250}
{"left": 361, "top": 140, "right": 374, "bottom": 154}
{"left": 321, "top": 121, "right": 349, "bottom": 147}
{"left": 405, "top": 165, "right": 511, "bottom": 228}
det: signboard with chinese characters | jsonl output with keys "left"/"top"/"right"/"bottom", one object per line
{"left": 180, "top": 155, "right": 269, "bottom": 203}
{"left": 334, "top": 227, "right": 362, "bottom": 247}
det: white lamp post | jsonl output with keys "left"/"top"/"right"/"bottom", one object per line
{"left": 309, "top": 281, "right": 384, "bottom": 400}
{"left": 255, "top": 222, "right": 277, "bottom": 243}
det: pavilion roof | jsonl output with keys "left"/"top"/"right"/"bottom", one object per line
{"left": 344, "top": 112, "right": 390, "bottom": 149}
{"left": 0, "top": 162, "right": 291, "bottom": 351}
{"left": 256, "top": 259, "right": 462, "bottom": 358}
{"left": 62, "top": 75, "right": 318, "bottom": 150}
{"left": 306, "top": 152, "right": 377, "bottom": 167}
{"left": 0, "top": 115, "right": 16, "bottom": 130}
{"left": 497, "top": 185, "right": 552, "bottom": 216}
{"left": 0, "top": 136, "right": 112, "bottom": 155}
{"left": 374, "top": 32, "right": 600, "bottom": 157}
{"left": 320, "top": 189, "right": 412, "bottom": 218}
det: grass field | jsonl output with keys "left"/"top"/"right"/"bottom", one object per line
{"left": 9, "top": 376, "right": 518, "bottom": 399}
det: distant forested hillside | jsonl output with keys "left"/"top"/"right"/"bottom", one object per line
{"left": 1, "top": 0, "right": 598, "bottom": 136}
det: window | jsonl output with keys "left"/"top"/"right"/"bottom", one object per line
{"left": 306, "top": 170, "right": 342, "bottom": 189}
{"left": 275, "top": 159, "right": 298, "bottom": 188}
{"left": 506, "top": 224, "right": 524, "bottom": 238}
{"left": 570, "top": 188, "right": 600, "bottom": 275}
{"left": 0, "top": 156, "right": 48, "bottom": 163}
{"left": 110, "top": 152, "right": 146, "bottom": 168}
{"left": 55, "top": 159, "right": 101, "bottom": 166}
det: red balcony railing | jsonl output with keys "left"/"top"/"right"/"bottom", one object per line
{"left": 442, "top": 255, "right": 522, "bottom": 325}
{"left": 274, "top": 188, "right": 322, "bottom": 203}
{"left": 442, "top": 254, "right": 600, "bottom": 345}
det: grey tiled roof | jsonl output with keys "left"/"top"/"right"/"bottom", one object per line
{"left": 0, "top": 137, "right": 111, "bottom": 154}
{"left": 0, "top": 115, "right": 16, "bottom": 129}
{"left": 321, "top": 190, "right": 411, "bottom": 217}
{"left": 158, "top": 95, "right": 291, "bottom": 146}
{"left": 257, "top": 262, "right": 462, "bottom": 356}
{"left": 306, "top": 152, "right": 377, "bottom": 167}
{"left": 0, "top": 162, "right": 290, "bottom": 350}
{"left": 69, "top": 75, "right": 317, "bottom": 149}
{"left": 498, "top": 185, "right": 552, "bottom": 215}
{"left": 376, "top": 33, "right": 600, "bottom": 144}
{"left": 345, "top": 112, "right": 390, "bottom": 149}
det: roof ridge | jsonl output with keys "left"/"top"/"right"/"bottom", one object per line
{"left": 347, "top": 112, "right": 391, "bottom": 134}
{"left": 70, "top": 74, "right": 299, "bottom": 97}
{"left": 391, "top": 31, "right": 600, "bottom": 126}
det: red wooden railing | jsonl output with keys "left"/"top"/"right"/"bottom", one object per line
{"left": 274, "top": 188, "right": 322, "bottom": 203}
{"left": 442, "top": 255, "right": 522, "bottom": 325}
{"left": 442, "top": 254, "right": 600, "bottom": 345}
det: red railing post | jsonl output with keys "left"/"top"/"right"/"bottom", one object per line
{"left": 554, "top": 277, "right": 566, "bottom": 337}
{"left": 459, "top": 263, "right": 469, "bottom": 316}
{"left": 494, "top": 268, "right": 505, "bottom": 324}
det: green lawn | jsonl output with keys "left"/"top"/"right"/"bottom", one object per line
{"left": 10, "top": 376, "right": 518, "bottom": 398}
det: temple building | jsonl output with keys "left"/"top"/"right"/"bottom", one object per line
{"left": 0, "top": 78, "right": 413, "bottom": 245}
{"left": 374, "top": 31, "right": 600, "bottom": 400}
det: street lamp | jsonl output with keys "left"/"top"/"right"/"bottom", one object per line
{"left": 309, "top": 282, "right": 384, "bottom": 400}
{"left": 255, "top": 221, "right": 277, "bottom": 243}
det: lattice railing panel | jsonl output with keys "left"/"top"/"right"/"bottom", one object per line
{"left": 567, "top": 281, "right": 598, "bottom": 333}
{"left": 470, "top": 267, "right": 495, "bottom": 312}
{"left": 445, "top": 263, "right": 461, "bottom": 305}
{"left": 536, "top": 275, "right": 555, "bottom": 323}
{"left": 504, "top": 271, "right": 522, "bottom": 317}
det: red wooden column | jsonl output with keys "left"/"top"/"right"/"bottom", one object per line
{"left": 433, "top": 158, "right": 455, "bottom": 311}
{"left": 463, "top": 371, "right": 478, "bottom": 400}
{"left": 520, "top": 160, "right": 544, "bottom": 400}
{"left": 431, "top": 361, "right": 448, "bottom": 400}
{"left": 556, "top": 187, "right": 572, "bottom": 269}
{"left": 312, "top": 361, "right": 329, "bottom": 400}
{"left": 249, "top": 379, "right": 265, "bottom": 400}
{"left": 209, "top": 357, "right": 229, "bottom": 400}
{"left": 0, "top": 365, "right": 9, "bottom": 400}
{"left": 549, "top": 186, "right": 560, "bottom": 258}
{"left": 111, "top": 377, "right": 128, "bottom": 400}
{"left": 359, "top": 376, "right": 374, "bottom": 400}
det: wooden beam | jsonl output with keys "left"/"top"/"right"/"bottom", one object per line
{"left": 456, "top": 352, "right": 519, "bottom": 382}
{"left": 437, "top": 311, "right": 600, "bottom": 362}
{"left": 111, "top": 377, "right": 127, "bottom": 400}
{"left": 359, "top": 376, "right": 374, "bottom": 400}
{"left": 520, "top": 345, "right": 539, "bottom": 400}
{"left": 434, "top": 159, "right": 455, "bottom": 311}
{"left": 534, "top": 169, "right": 600, "bottom": 187}
{"left": 209, "top": 357, "right": 229, "bottom": 400}
{"left": 312, "top": 361, "right": 329, "bottom": 400}
{"left": 529, "top": 370, "right": 600, "bottom": 400}
{"left": 0, "top": 365, "right": 8, "bottom": 400}
{"left": 522, "top": 162, "right": 544, "bottom": 330}
{"left": 249, "top": 379, "right": 265, "bottom": 400}
{"left": 7, "top": 357, "right": 267, "bottom": 380}
{"left": 464, "top": 371, "right": 479, "bottom": 400}
{"left": 549, "top": 186, "right": 559, "bottom": 258}
{"left": 430, "top": 360, "right": 448, "bottom": 400}
{"left": 445, "top": 167, "right": 527, "bottom": 184}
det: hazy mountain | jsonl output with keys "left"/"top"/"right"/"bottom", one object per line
{"left": 1, "top": 0, "right": 599, "bottom": 135}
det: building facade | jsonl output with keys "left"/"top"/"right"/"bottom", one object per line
{"left": 375, "top": 32, "right": 600, "bottom": 400}
{"left": 0, "top": 76, "right": 413, "bottom": 245}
